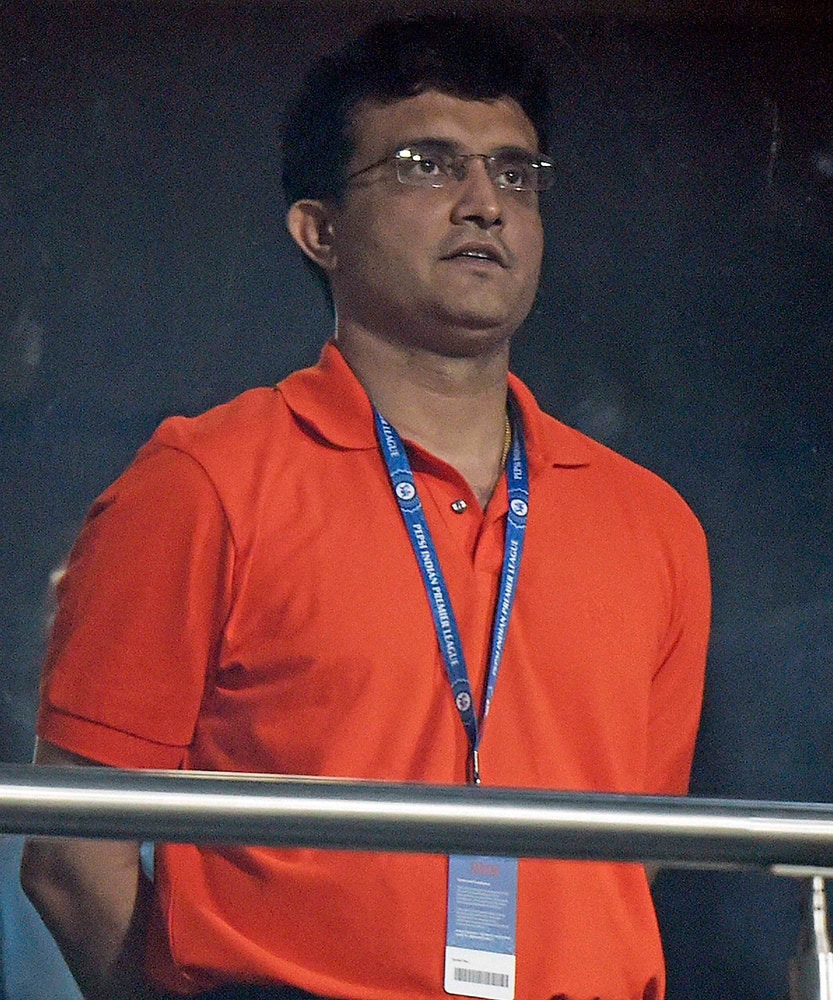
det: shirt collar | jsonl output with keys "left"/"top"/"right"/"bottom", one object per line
{"left": 277, "top": 340, "right": 592, "bottom": 471}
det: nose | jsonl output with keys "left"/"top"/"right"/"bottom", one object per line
{"left": 449, "top": 156, "right": 503, "bottom": 230}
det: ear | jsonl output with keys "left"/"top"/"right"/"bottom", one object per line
{"left": 286, "top": 200, "right": 338, "bottom": 272}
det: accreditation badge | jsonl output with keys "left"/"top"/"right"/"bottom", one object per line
{"left": 444, "top": 855, "right": 518, "bottom": 999}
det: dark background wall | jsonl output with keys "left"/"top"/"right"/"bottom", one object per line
{"left": 2, "top": 3, "right": 832, "bottom": 997}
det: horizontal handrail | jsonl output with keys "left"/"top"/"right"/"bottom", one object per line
{"left": 2, "top": 765, "right": 833, "bottom": 875}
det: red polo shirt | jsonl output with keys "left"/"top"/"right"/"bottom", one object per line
{"left": 38, "top": 342, "right": 710, "bottom": 1000}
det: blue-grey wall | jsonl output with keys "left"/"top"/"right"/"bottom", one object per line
{"left": 2, "top": 6, "right": 832, "bottom": 998}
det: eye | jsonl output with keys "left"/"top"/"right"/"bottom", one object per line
{"left": 492, "top": 157, "right": 534, "bottom": 191}
{"left": 413, "top": 156, "right": 442, "bottom": 176}
{"left": 395, "top": 147, "right": 450, "bottom": 186}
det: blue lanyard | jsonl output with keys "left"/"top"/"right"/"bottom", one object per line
{"left": 373, "top": 398, "right": 529, "bottom": 784}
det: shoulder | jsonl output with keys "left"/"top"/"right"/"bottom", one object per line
{"left": 533, "top": 407, "right": 708, "bottom": 559}
{"left": 84, "top": 387, "right": 294, "bottom": 543}
{"left": 149, "top": 386, "right": 291, "bottom": 466}
{"left": 126, "top": 385, "right": 300, "bottom": 500}
{"left": 579, "top": 420, "right": 700, "bottom": 517}
{"left": 510, "top": 371, "right": 708, "bottom": 566}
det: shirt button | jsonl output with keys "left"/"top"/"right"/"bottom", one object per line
{"left": 450, "top": 499, "right": 468, "bottom": 514}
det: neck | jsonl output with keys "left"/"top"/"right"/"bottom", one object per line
{"left": 335, "top": 324, "right": 511, "bottom": 507}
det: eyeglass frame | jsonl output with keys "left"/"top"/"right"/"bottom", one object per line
{"left": 344, "top": 142, "right": 556, "bottom": 193}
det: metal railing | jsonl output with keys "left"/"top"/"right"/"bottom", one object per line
{"left": 3, "top": 765, "right": 833, "bottom": 998}
{"left": 2, "top": 764, "right": 833, "bottom": 872}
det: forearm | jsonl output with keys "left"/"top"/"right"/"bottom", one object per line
{"left": 21, "top": 834, "right": 161, "bottom": 1000}
{"left": 21, "top": 739, "right": 165, "bottom": 1000}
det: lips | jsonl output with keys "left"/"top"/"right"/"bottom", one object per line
{"left": 440, "top": 240, "right": 509, "bottom": 268}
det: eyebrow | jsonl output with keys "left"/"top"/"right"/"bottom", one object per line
{"left": 396, "top": 137, "right": 541, "bottom": 159}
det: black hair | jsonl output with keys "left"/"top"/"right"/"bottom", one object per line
{"left": 281, "top": 15, "right": 552, "bottom": 306}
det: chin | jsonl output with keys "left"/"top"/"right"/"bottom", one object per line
{"left": 436, "top": 286, "right": 535, "bottom": 334}
{"left": 431, "top": 302, "right": 531, "bottom": 347}
{"left": 424, "top": 320, "right": 516, "bottom": 359}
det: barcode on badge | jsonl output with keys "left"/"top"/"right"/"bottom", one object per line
{"left": 453, "top": 969, "right": 510, "bottom": 988}
{"left": 444, "top": 945, "right": 515, "bottom": 998}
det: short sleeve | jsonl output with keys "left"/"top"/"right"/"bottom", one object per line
{"left": 37, "top": 442, "right": 234, "bottom": 768}
{"left": 645, "top": 511, "right": 711, "bottom": 796}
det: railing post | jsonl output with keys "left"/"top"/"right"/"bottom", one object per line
{"left": 790, "top": 878, "right": 833, "bottom": 1000}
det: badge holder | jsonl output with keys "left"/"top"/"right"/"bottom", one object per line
{"left": 445, "top": 854, "right": 518, "bottom": 999}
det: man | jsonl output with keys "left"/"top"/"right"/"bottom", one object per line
{"left": 21, "top": 16, "right": 710, "bottom": 1000}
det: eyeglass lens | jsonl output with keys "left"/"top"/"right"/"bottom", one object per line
{"left": 394, "top": 148, "right": 554, "bottom": 192}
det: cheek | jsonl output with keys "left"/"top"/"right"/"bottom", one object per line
{"left": 339, "top": 212, "right": 421, "bottom": 277}
{"left": 518, "top": 217, "right": 544, "bottom": 280}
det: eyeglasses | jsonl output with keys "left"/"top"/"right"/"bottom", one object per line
{"left": 345, "top": 144, "right": 555, "bottom": 193}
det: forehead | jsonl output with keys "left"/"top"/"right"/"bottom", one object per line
{"left": 348, "top": 90, "right": 541, "bottom": 164}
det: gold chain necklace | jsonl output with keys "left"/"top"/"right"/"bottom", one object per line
{"left": 500, "top": 412, "right": 512, "bottom": 469}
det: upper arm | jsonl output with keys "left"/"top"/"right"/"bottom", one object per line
{"left": 37, "top": 444, "right": 234, "bottom": 768}
{"left": 32, "top": 737, "right": 105, "bottom": 767}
